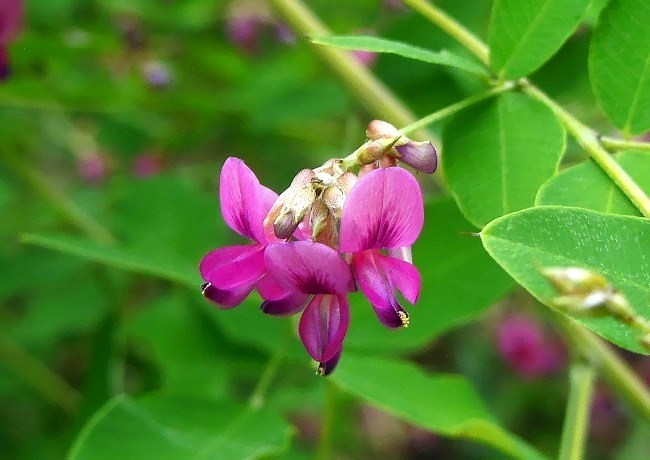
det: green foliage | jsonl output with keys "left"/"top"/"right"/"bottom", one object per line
{"left": 68, "top": 395, "right": 293, "bottom": 460}
{"left": 311, "top": 35, "right": 489, "bottom": 76}
{"left": 488, "top": 0, "right": 591, "bottom": 79}
{"left": 536, "top": 151, "right": 650, "bottom": 216}
{"left": 482, "top": 206, "right": 650, "bottom": 354}
{"left": 589, "top": 0, "right": 650, "bottom": 135}
{"left": 443, "top": 92, "right": 566, "bottom": 227}
{"left": 333, "top": 354, "right": 547, "bottom": 460}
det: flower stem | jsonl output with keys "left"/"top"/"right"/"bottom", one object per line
{"left": 269, "top": 0, "right": 438, "bottom": 144}
{"left": 317, "top": 379, "right": 336, "bottom": 460}
{"left": 2, "top": 151, "right": 116, "bottom": 244}
{"left": 403, "top": 0, "right": 650, "bottom": 218}
{"left": 558, "top": 362, "right": 595, "bottom": 460}
{"left": 600, "top": 136, "right": 650, "bottom": 153}
{"left": 0, "top": 335, "right": 80, "bottom": 414}
{"left": 557, "top": 316, "right": 650, "bottom": 420}
{"left": 399, "top": 81, "right": 516, "bottom": 135}
{"left": 249, "top": 321, "right": 292, "bottom": 410}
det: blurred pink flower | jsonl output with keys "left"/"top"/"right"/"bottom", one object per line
{"left": 132, "top": 153, "right": 163, "bottom": 178}
{"left": 77, "top": 152, "right": 110, "bottom": 185}
{"left": 350, "top": 49, "right": 378, "bottom": 67}
{"left": 0, "top": 0, "right": 24, "bottom": 81}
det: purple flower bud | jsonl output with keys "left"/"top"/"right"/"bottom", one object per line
{"left": 141, "top": 60, "right": 172, "bottom": 89}
{"left": 77, "top": 152, "right": 110, "bottom": 185}
{"left": 275, "top": 23, "right": 295, "bottom": 45}
{"left": 495, "top": 314, "right": 565, "bottom": 378}
{"left": 226, "top": 15, "right": 260, "bottom": 53}
{"left": 350, "top": 49, "right": 377, "bottom": 67}
{"left": 132, "top": 153, "right": 163, "bottom": 178}
{"left": 273, "top": 210, "right": 297, "bottom": 240}
{"left": 395, "top": 140, "right": 438, "bottom": 174}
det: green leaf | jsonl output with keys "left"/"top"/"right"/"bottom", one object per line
{"left": 310, "top": 35, "right": 489, "bottom": 76}
{"left": 21, "top": 233, "right": 198, "bottom": 288}
{"left": 481, "top": 206, "right": 650, "bottom": 354}
{"left": 536, "top": 151, "right": 650, "bottom": 216}
{"left": 589, "top": 0, "right": 650, "bottom": 135}
{"left": 488, "top": 0, "right": 591, "bottom": 79}
{"left": 346, "top": 197, "right": 515, "bottom": 353}
{"left": 333, "top": 354, "right": 546, "bottom": 460}
{"left": 443, "top": 92, "right": 565, "bottom": 228}
{"left": 68, "top": 395, "right": 293, "bottom": 460}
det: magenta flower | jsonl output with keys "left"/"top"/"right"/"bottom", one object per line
{"left": 0, "top": 0, "right": 24, "bottom": 80}
{"left": 200, "top": 157, "right": 303, "bottom": 309}
{"left": 265, "top": 241, "right": 355, "bottom": 375}
{"left": 339, "top": 167, "right": 423, "bottom": 328}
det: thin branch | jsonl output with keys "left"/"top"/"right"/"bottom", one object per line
{"left": 558, "top": 362, "right": 595, "bottom": 460}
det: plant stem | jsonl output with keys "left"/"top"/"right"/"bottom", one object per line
{"left": 249, "top": 321, "right": 292, "bottom": 410}
{"left": 403, "top": 0, "right": 650, "bottom": 218}
{"left": 2, "top": 151, "right": 116, "bottom": 244}
{"left": 403, "top": 0, "right": 489, "bottom": 64}
{"left": 558, "top": 362, "right": 595, "bottom": 460}
{"left": 317, "top": 379, "right": 336, "bottom": 460}
{"left": 269, "top": 0, "right": 438, "bottom": 144}
{"left": 0, "top": 335, "right": 80, "bottom": 414}
{"left": 600, "top": 137, "right": 650, "bottom": 152}
{"left": 400, "top": 81, "right": 516, "bottom": 135}
{"left": 558, "top": 317, "right": 650, "bottom": 420}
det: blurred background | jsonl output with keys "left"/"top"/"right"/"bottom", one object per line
{"left": 1, "top": 0, "right": 648, "bottom": 458}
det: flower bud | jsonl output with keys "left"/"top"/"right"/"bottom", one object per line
{"left": 336, "top": 172, "right": 358, "bottom": 194}
{"left": 542, "top": 267, "right": 609, "bottom": 295}
{"left": 289, "top": 185, "right": 317, "bottom": 222}
{"left": 394, "top": 140, "right": 438, "bottom": 174}
{"left": 322, "top": 185, "right": 344, "bottom": 219}
{"left": 357, "top": 137, "right": 400, "bottom": 165}
{"left": 273, "top": 210, "right": 297, "bottom": 240}
{"left": 366, "top": 120, "right": 399, "bottom": 140}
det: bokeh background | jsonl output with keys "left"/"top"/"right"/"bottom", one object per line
{"left": 1, "top": 0, "right": 648, "bottom": 459}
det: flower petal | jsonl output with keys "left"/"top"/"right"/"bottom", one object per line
{"left": 318, "top": 347, "right": 342, "bottom": 376}
{"left": 351, "top": 250, "right": 410, "bottom": 329}
{"left": 264, "top": 241, "right": 355, "bottom": 294}
{"left": 199, "top": 244, "right": 265, "bottom": 290}
{"left": 201, "top": 282, "right": 254, "bottom": 309}
{"left": 257, "top": 274, "right": 309, "bottom": 316}
{"left": 220, "top": 157, "right": 277, "bottom": 243}
{"left": 395, "top": 140, "right": 438, "bottom": 174}
{"left": 377, "top": 254, "right": 421, "bottom": 304}
{"left": 298, "top": 294, "right": 349, "bottom": 363}
{"left": 339, "top": 167, "right": 424, "bottom": 252}
{"left": 0, "top": 0, "right": 23, "bottom": 43}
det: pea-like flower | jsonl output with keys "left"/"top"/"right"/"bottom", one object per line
{"left": 264, "top": 241, "right": 356, "bottom": 375}
{"left": 339, "top": 167, "right": 423, "bottom": 328}
{"left": 199, "top": 157, "right": 304, "bottom": 310}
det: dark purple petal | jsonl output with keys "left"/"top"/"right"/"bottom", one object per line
{"left": 377, "top": 253, "right": 420, "bottom": 304}
{"left": 299, "top": 294, "right": 349, "bottom": 363}
{"left": 0, "top": 0, "right": 23, "bottom": 44}
{"left": 264, "top": 241, "right": 355, "bottom": 294}
{"left": 201, "top": 282, "right": 254, "bottom": 309}
{"left": 0, "top": 46, "right": 9, "bottom": 81}
{"left": 339, "top": 167, "right": 424, "bottom": 253}
{"left": 257, "top": 273, "right": 309, "bottom": 316}
{"left": 318, "top": 347, "right": 342, "bottom": 376}
{"left": 395, "top": 141, "right": 437, "bottom": 174}
{"left": 351, "top": 250, "right": 409, "bottom": 329}
{"left": 220, "top": 157, "right": 277, "bottom": 244}
{"left": 199, "top": 244, "right": 265, "bottom": 290}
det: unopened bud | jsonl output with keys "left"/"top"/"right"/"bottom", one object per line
{"left": 289, "top": 185, "right": 317, "bottom": 221}
{"left": 273, "top": 210, "right": 297, "bottom": 239}
{"left": 310, "top": 199, "right": 330, "bottom": 238}
{"left": 322, "top": 186, "right": 345, "bottom": 219}
{"left": 542, "top": 267, "right": 609, "bottom": 295}
{"left": 337, "top": 172, "right": 358, "bottom": 194}
{"left": 393, "top": 140, "right": 438, "bottom": 174}
{"left": 357, "top": 137, "right": 400, "bottom": 165}
{"left": 291, "top": 168, "right": 316, "bottom": 187}
{"left": 366, "top": 120, "right": 399, "bottom": 140}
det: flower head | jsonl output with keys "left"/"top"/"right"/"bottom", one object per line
{"left": 0, "top": 0, "right": 24, "bottom": 81}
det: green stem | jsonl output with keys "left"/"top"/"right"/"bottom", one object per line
{"left": 558, "top": 317, "right": 650, "bottom": 420}
{"left": 403, "top": 0, "right": 490, "bottom": 64}
{"left": 404, "top": 0, "right": 650, "bottom": 218}
{"left": 558, "top": 362, "right": 595, "bottom": 460}
{"left": 400, "top": 81, "right": 516, "bottom": 135}
{"left": 249, "top": 321, "right": 292, "bottom": 410}
{"left": 0, "top": 335, "right": 80, "bottom": 414}
{"left": 316, "top": 379, "right": 336, "bottom": 460}
{"left": 269, "top": 0, "right": 438, "bottom": 144}
{"left": 2, "top": 151, "right": 116, "bottom": 244}
{"left": 600, "top": 136, "right": 650, "bottom": 153}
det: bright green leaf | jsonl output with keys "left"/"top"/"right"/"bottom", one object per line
{"left": 489, "top": 0, "right": 591, "bottom": 79}
{"left": 333, "top": 354, "right": 546, "bottom": 460}
{"left": 310, "top": 35, "right": 489, "bottom": 76}
{"left": 443, "top": 92, "right": 565, "bottom": 228}
{"left": 589, "top": 0, "right": 650, "bottom": 135}
{"left": 346, "top": 197, "right": 514, "bottom": 353}
{"left": 481, "top": 206, "right": 650, "bottom": 354}
{"left": 536, "top": 151, "right": 650, "bottom": 216}
{"left": 68, "top": 395, "right": 293, "bottom": 460}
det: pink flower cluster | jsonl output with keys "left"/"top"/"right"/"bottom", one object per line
{"left": 200, "top": 126, "right": 437, "bottom": 375}
{"left": 0, "top": 0, "right": 23, "bottom": 80}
